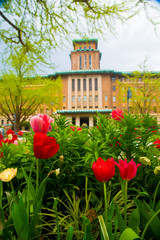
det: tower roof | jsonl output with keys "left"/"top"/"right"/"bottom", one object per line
{"left": 72, "top": 39, "right": 98, "bottom": 48}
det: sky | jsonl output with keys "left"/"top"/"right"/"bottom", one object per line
{"left": 1, "top": 1, "right": 160, "bottom": 75}
{"left": 47, "top": 2, "right": 160, "bottom": 74}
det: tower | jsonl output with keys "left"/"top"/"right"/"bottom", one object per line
{"left": 70, "top": 39, "right": 102, "bottom": 71}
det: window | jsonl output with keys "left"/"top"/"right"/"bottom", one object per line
{"left": 72, "top": 79, "right": 75, "bottom": 91}
{"left": 63, "top": 96, "right": 66, "bottom": 102}
{"left": 78, "top": 96, "right": 81, "bottom": 102}
{"left": 105, "top": 106, "right": 108, "bottom": 109}
{"left": 95, "top": 95, "right": 98, "bottom": 102}
{"left": 113, "top": 107, "right": 116, "bottom": 110}
{"left": 89, "top": 95, "right": 92, "bottom": 102}
{"left": 80, "top": 55, "right": 82, "bottom": 70}
{"left": 1, "top": 120, "right": 4, "bottom": 125}
{"left": 89, "top": 78, "right": 92, "bottom": 91}
{"left": 72, "top": 96, "right": 75, "bottom": 102}
{"left": 113, "top": 96, "right": 116, "bottom": 102}
{"left": 89, "top": 46, "right": 91, "bottom": 49}
{"left": 35, "top": 110, "right": 38, "bottom": 114}
{"left": 80, "top": 47, "right": 82, "bottom": 50}
{"left": 139, "top": 77, "right": 142, "bottom": 82}
{"left": 112, "top": 77, "right": 116, "bottom": 82}
{"left": 46, "top": 109, "right": 49, "bottom": 114}
{"left": 78, "top": 79, "right": 80, "bottom": 91}
{"left": 153, "top": 107, "right": 157, "bottom": 112}
{"left": 95, "top": 78, "right": 98, "bottom": 91}
{"left": 112, "top": 86, "right": 116, "bottom": 91}
{"left": 83, "top": 78, "right": 86, "bottom": 91}
{"left": 89, "top": 55, "right": 92, "bottom": 69}
{"left": 84, "top": 95, "right": 87, "bottom": 102}
{"left": 84, "top": 46, "right": 86, "bottom": 50}
{"left": 105, "top": 95, "right": 108, "bottom": 101}
{"left": 84, "top": 55, "right": 87, "bottom": 69}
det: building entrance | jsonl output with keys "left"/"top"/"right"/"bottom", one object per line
{"left": 80, "top": 117, "right": 89, "bottom": 126}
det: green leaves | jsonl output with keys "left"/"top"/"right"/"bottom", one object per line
{"left": 119, "top": 228, "right": 140, "bottom": 240}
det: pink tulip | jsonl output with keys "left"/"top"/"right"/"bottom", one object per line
{"left": 30, "top": 114, "right": 54, "bottom": 134}
{"left": 115, "top": 159, "right": 141, "bottom": 181}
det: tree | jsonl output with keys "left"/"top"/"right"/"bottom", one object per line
{"left": 0, "top": 52, "right": 62, "bottom": 131}
{"left": 117, "top": 70, "right": 160, "bottom": 115}
{"left": 0, "top": 0, "right": 159, "bottom": 51}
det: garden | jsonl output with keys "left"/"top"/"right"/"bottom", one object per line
{"left": 0, "top": 110, "right": 160, "bottom": 240}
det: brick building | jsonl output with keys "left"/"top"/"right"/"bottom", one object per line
{"left": 49, "top": 38, "right": 160, "bottom": 126}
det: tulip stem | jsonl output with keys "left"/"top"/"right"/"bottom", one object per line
{"left": 36, "top": 158, "right": 39, "bottom": 193}
{"left": 124, "top": 180, "right": 128, "bottom": 226}
{"left": 152, "top": 180, "right": 160, "bottom": 210}
{"left": 103, "top": 182, "right": 108, "bottom": 224}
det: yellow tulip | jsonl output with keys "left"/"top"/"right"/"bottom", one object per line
{"left": 139, "top": 157, "right": 151, "bottom": 166}
{"left": 0, "top": 168, "right": 17, "bottom": 182}
{"left": 154, "top": 166, "right": 160, "bottom": 175}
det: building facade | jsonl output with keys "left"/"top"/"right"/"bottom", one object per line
{"left": 49, "top": 39, "right": 160, "bottom": 126}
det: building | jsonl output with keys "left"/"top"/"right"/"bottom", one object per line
{"left": 1, "top": 38, "right": 159, "bottom": 128}
{"left": 49, "top": 39, "right": 120, "bottom": 127}
{"left": 49, "top": 38, "right": 160, "bottom": 126}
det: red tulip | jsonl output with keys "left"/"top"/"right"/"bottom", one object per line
{"left": 30, "top": 114, "right": 54, "bottom": 134}
{"left": 18, "top": 131, "right": 24, "bottom": 136}
{"left": 33, "top": 133, "right": 59, "bottom": 159}
{"left": 112, "top": 109, "right": 124, "bottom": 121}
{"left": 92, "top": 157, "right": 115, "bottom": 182}
{"left": 6, "top": 129, "right": 14, "bottom": 135}
{"left": 153, "top": 138, "right": 160, "bottom": 148}
{"left": 115, "top": 159, "right": 141, "bottom": 181}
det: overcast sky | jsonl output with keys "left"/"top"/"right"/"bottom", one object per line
{"left": 47, "top": 3, "right": 160, "bottom": 74}
{"left": 1, "top": 1, "right": 160, "bottom": 75}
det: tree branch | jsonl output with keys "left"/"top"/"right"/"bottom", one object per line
{"left": 0, "top": 10, "right": 26, "bottom": 45}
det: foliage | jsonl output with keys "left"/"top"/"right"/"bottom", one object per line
{"left": 0, "top": 113, "right": 160, "bottom": 239}
{"left": 0, "top": 52, "right": 62, "bottom": 131}
{"left": 0, "top": 0, "right": 160, "bottom": 71}
{"left": 117, "top": 70, "right": 160, "bottom": 115}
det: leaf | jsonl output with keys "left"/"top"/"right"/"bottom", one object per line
{"left": 115, "top": 204, "right": 126, "bottom": 233}
{"left": 33, "top": 176, "right": 48, "bottom": 211}
{"left": 18, "top": 197, "right": 29, "bottom": 234}
{"left": 12, "top": 200, "right": 28, "bottom": 240}
{"left": 128, "top": 208, "right": 140, "bottom": 234}
{"left": 98, "top": 215, "right": 110, "bottom": 240}
{"left": 107, "top": 200, "right": 115, "bottom": 221}
{"left": 22, "top": 167, "right": 35, "bottom": 199}
{"left": 82, "top": 215, "right": 93, "bottom": 240}
{"left": 66, "top": 226, "right": 74, "bottom": 240}
{"left": 135, "top": 199, "right": 160, "bottom": 239}
{"left": 0, "top": 207, "right": 5, "bottom": 235}
{"left": 28, "top": 201, "right": 42, "bottom": 238}
{"left": 119, "top": 228, "right": 140, "bottom": 240}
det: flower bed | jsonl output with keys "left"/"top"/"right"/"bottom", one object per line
{"left": 0, "top": 111, "right": 160, "bottom": 239}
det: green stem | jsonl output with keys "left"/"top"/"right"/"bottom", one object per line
{"left": 124, "top": 181, "right": 128, "bottom": 226}
{"left": 0, "top": 181, "right": 3, "bottom": 208}
{"left": 141, "top": 208, "right": 160, "bottom": 239}
{"left": 36, "top": 158, "right": 39, "bottom": 193}
{"left": 10, "top": 181, "right": 15, "bottom": 198}
{"left": 103, "top": 182, "right": 108, "bottom": 224}
{"left": 152, "top": 180, "right": 160, "bottom": 210}
{"left": 85, "top": 176, "right": 88, "bottom": 214}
